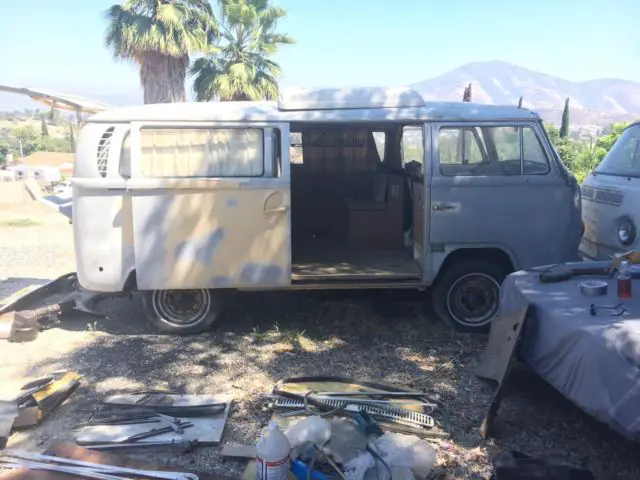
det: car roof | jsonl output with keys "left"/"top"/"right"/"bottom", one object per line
{"left": 89, "top": 86, "right": 540, "bottom": 124}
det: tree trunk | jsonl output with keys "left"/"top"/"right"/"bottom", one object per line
{"left": 140, "top": 53, "right": 188, "bottom": 104}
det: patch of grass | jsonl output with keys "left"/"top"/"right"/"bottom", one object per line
{"left": 0, "top": 218, "right": 42, "bottom": 227}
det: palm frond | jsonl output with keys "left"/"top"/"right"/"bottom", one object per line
{"left": 105, "top": 0, "right": 217, "bottom": 61}
{"left": 190, "top": 0, "right": 293, "bottom": 102}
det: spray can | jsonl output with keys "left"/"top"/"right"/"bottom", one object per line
{"left": 256, "top": 421, "right": 291, "bottom": 480}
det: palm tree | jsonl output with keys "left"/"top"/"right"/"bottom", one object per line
{"left": 105, "top": 0, "right": 218, "bottom": 104}
{"left": 190, "top": 0, "right": 294, "bottom": 102}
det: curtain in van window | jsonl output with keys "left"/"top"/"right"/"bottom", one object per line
{"left": 139, "top": 128, "right": 264, "bottom": 177}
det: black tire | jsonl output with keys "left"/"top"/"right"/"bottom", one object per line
{"left": 142, "top": 289, "right": 221, "bottom": 334}
{"left": 431, "top": 259, "right": 506, "bottom": 333}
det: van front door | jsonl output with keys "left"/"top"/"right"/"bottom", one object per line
{"left": 429, "top": 122, "right": 572, "bottom": 270}
{"left": 126, "top": 122, "right": 291, "bottom": 290}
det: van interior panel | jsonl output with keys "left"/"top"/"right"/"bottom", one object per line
{"left": 289, "top": 124, "right": 423, "bottom": 281}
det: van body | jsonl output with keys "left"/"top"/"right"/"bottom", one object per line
{"left": 72, "top": 87, "right": 582, "bottom": 334}
{"left": 580, "top": 122, "right": 640, "bottom": 260}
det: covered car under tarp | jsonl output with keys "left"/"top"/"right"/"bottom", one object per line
{"left": 476, "top": 266, "right": 640, "bottom": 442}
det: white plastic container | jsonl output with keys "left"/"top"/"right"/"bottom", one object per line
{"left": 256, "top": 421, "right": 292, "bottom": 480}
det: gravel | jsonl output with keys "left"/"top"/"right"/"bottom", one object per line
{"left": 2, "top": 205, "right": 640, "bottom": 479}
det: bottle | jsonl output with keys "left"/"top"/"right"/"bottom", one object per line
{"left": 618, "top": 260, "right": 632, "bottom": 299}
{"left": 256, "top": 421, "right": 291, "bottom": 480}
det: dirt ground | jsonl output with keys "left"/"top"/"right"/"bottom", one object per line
{"left": 2, "top": 203, "right": 640, "bottom": 480}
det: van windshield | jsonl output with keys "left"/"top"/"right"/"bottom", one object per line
{"left": 595, "top": 125, "right": 640, "bottom": 177}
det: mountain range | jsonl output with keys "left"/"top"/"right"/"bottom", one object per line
{"left": 1, "top": 61, "right": 639, "bottom": 132}
{"left": 410, "top": 61, "right": 640, "bottom": 132}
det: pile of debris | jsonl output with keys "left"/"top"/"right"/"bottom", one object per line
{"left": 0, "top": 374, "right": 598, "bottom": 479}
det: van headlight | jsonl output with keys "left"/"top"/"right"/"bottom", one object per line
{"left": 618, "top": 218, "right": 636, "bottom": 246}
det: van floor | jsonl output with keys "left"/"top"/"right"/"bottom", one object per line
{"left": 291, "top": 245, "right": 421, "bottom": 281}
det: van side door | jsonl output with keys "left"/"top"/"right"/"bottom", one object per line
{"left": 126, "top": 121, "right": 291, "bottom": 290}
{"left": 429, "top": 121, "right": 572, "bottom": 270}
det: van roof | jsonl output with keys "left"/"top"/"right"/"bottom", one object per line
{"left": 89, "top": 86, "right": 540, "bottom": 124}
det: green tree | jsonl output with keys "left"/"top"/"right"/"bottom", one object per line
{"left": 41, "top": 119, "right": 49, "bottom": 137}
{"left": 190, "top": 0, "right": 294, "bottom": 101}
{"left": 560, "top": 97, "right": 570, "bottom": 138}
{"left": 105, "top": 0, "right": 218, "bottom": 104}
{"left": 12, "top": 125, "right": 40, "bottom": 157}
{"left": 39, "top": 136, "right": 73, "bottom": 153}
{"left": 462, "top": 83, "right": 472, "bottom": 102}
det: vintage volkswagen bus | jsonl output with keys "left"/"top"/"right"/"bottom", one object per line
{"left": 73, "top": 87, "right": 582, "bottom": 334}
{"left": 580, "top": 121, "right": 640, "bottom": 260}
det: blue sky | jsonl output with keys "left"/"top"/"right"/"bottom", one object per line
{"left": 1, "top": 0, "right": 639, "bottom": 105}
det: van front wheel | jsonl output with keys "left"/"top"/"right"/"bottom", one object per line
{"left": 142, "top": 289, "right": 220, "bottom": 334}
{"left": 431, "top": 260, "right": 505, "bottom": 333}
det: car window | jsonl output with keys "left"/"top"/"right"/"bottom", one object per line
{"left": 139, "top": 127, "right": 264, "bottom": 177}
{"left": 464, "top": 129, "right": 484, "bottom": 164}
{"left": 522, "top": 127, "right": 550, "bottom": 174}
{"left": 595, "top": 125, "right": 640, "bottom": 178}
{"left": 401, "top": 126, "right": 424, "bottom": 165}
{"left": 491, "top": 126, "right": 520, "bottom": 163}
{"left": 439, "top": 125, "right": 549, "bottom": 176}
{"left": 438, "top": 128, "right": 486, "bottom": 175}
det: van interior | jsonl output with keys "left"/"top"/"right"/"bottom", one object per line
{"left": 289, "top": 123, "right": 425, "bottom": 283}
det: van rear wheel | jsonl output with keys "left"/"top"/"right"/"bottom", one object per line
{"left": 431, "top": 260, "right": 505, "bottom": 333}
{"left": 142, "top": 289, "right": 220, "bottom": 334}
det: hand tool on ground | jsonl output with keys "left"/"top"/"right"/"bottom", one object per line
{"left": 119, "top": 421, "right": 194, "bottom": 443}
{"left": 1, "top": 451, "right": 199, "bottom": 480}
{"left": 79, "top": 411, "right": 190, "bottom": 433}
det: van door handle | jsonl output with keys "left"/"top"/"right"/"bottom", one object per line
{"left": 432, "top": 203, "right": 455, "bottom": 211}
{"left": 264, "top": 206, "right": 289, "bottom": 214}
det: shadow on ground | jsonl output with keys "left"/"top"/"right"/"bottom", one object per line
{"left": 6, "top": 290, "right": 640, "bottom": 479}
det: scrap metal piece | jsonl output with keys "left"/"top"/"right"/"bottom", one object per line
{"left": 84, "top": 440, "right": 199, "bottom": 451}
{"left": 271, "top": 398, "right": 434, "bottom": 428}
{"left": 0, "top": 458, "right": 127, "bottom": 480}
{"left": 1, "top": 451, "right": 198, "bottom": 480}
{"left": 316, "top": 391, "right": 430, "bottom": 398}
{"left": 309, "top": 395, "right": 436, "bottom": 410}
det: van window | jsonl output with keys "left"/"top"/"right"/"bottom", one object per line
{"left": 594, "top": 125, "right": 640, "bottom": 177}
{"left": 521, "top": 127, "right": 550, "bottom": 174}
{"left": 401, "top": 126, "right": 424, "bottom": 165}
{"left": 373, "top": 131, "right": 386, "bottom": 162}
{"left": 290, "top": 132, "right": 303, "bottom": 164}
{"left": 139, "top": 127, "right": 264, "bottom": 177}
{"left": 439, "top": 125, "right": 549, "bottom": 176}
{"left": 120, "top": 132, "right": 131, "bottom": 178}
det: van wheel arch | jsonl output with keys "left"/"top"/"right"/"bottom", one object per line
{"left": 430, "top": 248, "right": 515, "bottom": 333}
